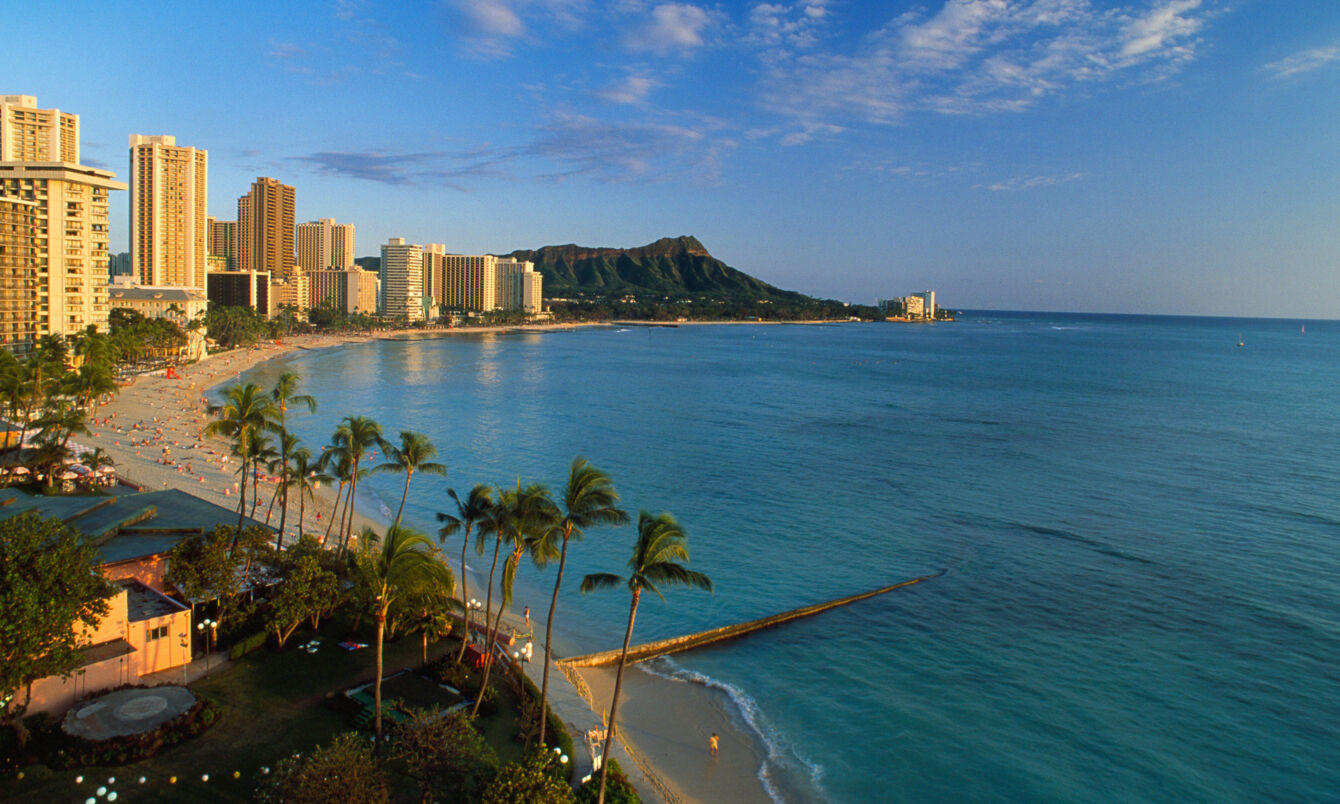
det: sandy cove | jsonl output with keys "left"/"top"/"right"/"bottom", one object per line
{"left": 77, "top": 324, "right": 777, "bottom": 804}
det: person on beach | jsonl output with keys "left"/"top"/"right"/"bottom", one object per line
{"left": 524, "top": 606, "right": 531, "bottom": 628}
{"left": 710, "top": 733, "right": 719, "bottom": 757}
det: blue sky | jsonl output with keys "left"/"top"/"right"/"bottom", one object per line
{"left": 7, "top": 0, "right": 1339, "bottom": 316}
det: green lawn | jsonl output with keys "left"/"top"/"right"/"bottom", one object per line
{"left": 2, "top": 622, "right": 532, "bottom": 803}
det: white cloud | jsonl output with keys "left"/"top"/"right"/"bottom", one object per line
{"left": 463, "top": 0, "right": 525, "bottom": 37}
{"left": 976, "top": 172, "right": 1085, "bottom": 191}
{"left": 625, "top": 3, "right": 716, "bottom": 55}
{"left": 1120, "top": 0, "right": 1202, "bottom": 58}
{"left": 757, "top": 0, "right": 1214, "bottom": 127}
{"left": 1265, "top": 40, "right": 1340, "bottom": 78}
{"left": 598, "top": 74, "right": 662, "bottom": 104}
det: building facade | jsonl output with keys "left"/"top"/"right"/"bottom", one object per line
{"left": 0, "top": 95, "right": 78, "bottom": 163}
{"left": 0, "top": 96, "right": 126, "bottom": 339}
{"left": 207, "top": 268, "right": 270, "bottom": 315}
{"left": 308, "top": 266, "right": 379, "bottom": 315}
{"left": 237, "top": 177, "right": 294, "bottom": 279}
{"left": 0, "top": 193, "right": 39, "bottom": 354}
{"left": 497, "top": 258, "right": 543, "bottom": 313}
{"left": 207, "top": 216, "right": 237, "bottom": 270}
{"left": 381, "top": 238, "right": 423, "bottom": 321}
{"left": 129, "top": 135, "right": 208, "bottom": 290}
{"left": 296, "top": 218, "right": 355, "bottom": 272}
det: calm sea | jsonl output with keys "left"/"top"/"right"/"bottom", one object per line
{"left": 240, "top": 313, "right": 1340, "bottom": 803}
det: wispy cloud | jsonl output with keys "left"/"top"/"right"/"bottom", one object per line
{"left": 975, "top": 171, "right": 1086, "bottom": 191}
{"left": 757, "top": 0, "right": 1214, "bottom": 127}
{"left": 291, "top": 151, "right": 453, "bottom": 185}
{"left": 450, "top": 0, "right": 591, "bottom": 58}
{"left": 521, "top": 112, "right": 729, "bottom": 182}
{"left": 1265, "top": 40, "right": 1340, "bottom": 78}
{"left": 597, "top": 73, "right": 661, "bottom": 104}
{"left": 623, "top": 3, "right": 718, "bottom": 55}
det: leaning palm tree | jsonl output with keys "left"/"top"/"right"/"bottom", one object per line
{"left": 248, "top": 431, "right": 278, "bottom": 520}
{"left": 337, "top": 415, "right": 385, "bottom": 556}
{"left": 372, "top": 430, "right": 447, "bottom": 526}
{"left": 580, "top": 511, "right": 712, "bottom": 804}
{"left": 205, "top": 383, "right": 273, "bottom": 542}
{"left": 437, "top": 484, "right": 495, "bottom": 664}
{"left": 473, "top": 481, "right": 558, "bottom": 717}
{"left": 536, "top": 457, "right": 628, "bottom": 746}
{"left": 268, "top": 371, "right": 316, "bottom": 548}
{"left": 361, "top": 525, "right": 453, "bottom": 756}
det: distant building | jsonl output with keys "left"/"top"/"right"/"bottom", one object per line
{"left": 270, "top": 265, "right": 307, "bottom": 314}
{"left": 107, "top": 276, "right": 207, "bottom": 360}
{"left": 308, "top": 265, "right": 378, "bottom": 315}
{"left": 237, "top": 177, "right": 294, "bottom": 279}
{"left": 207, "top": 268, "right": 270, "bottom": 315}
{"left": 497, "top": 258, "right": 543, "bottom": 314}
{"left": 916, "top": 290, "right": 936, "bottom": 319}
{"left": 129, "top": 135, "right": 208, "bottom": 290}
{"left": 0, "top": 95, "right": 126, "bottom": 339}
{"left": 296, "top": 218, "right": 355, "bottom": 272}
{"left": 108, "top": 251, "right": 131, "bottom": 277}
{"left": 207, "top": 216, "right": 237, "bottom": 270}
{"left": 381, "top": 238, "right": 423, "bottom": 321}
{"left": 903, "top": 295, "right": 925, "bottom": 318}
{"left": 877, "top": 291, "right": 937, "bottom": 321}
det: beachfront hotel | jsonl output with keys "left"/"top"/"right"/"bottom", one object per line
{"left": 307, "top": 265, "right": 379, "bottom": 314}
{"left": 418, "top": 247, "right": 544, "bottom": 315}
{"left": 381, "top": 237, "right": 424, "bottom": 321}
{"left": 0, "top": 95, "right": 125, "bottom": 347}
{"left": 296, "top": 217, "right": 355, "bottom": 272}
{"left": 128, "top": 135, "right": 209, "bottom": 291}
{"left": 237, "top": 176, "right": 295, "bottom": 280}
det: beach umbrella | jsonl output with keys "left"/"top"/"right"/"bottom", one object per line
{"left": 11, "top": 466, "right": 29, "bottom": 475}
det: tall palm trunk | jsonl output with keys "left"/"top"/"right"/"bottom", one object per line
{"left": 455, "top": 528, "right": 472, "bottom": 664}
{"left": 538, "top": 527, "right": 573, "bottom": 746}
{"left": 475, "top": 554, "right": 514, "bottom": 719}
{"left": 374, "top": 605, "right": 387, "bottom": 757}
{"left": 325, "top": 479, "right": 347, "bottom": 542}
{"left": 233, "top": 435, "right": 249, "bottom": 543}
{"left": 297, "top": 485, "right": 307, "bottom": 541}
{"left": 395, "top": 469, "right": 414, "bottom": 525}
{"left": 276, "top": 477, "right": 290, "bottom": 550}
{"left": 597, "top": 588, "right": 641, "bottom": 804}
{"left": 471, "top": 534, "right": 503, "bottom": 716}
{"left": 342, "top": 457, "right": 362, "bottom": 553}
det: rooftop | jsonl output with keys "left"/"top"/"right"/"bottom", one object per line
{"left": 119, "top": 578, "right": 188, "bottom": 622}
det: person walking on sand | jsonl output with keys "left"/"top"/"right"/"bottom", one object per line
{"left": 709, "top": 733, "right": 719, "bottom": 757}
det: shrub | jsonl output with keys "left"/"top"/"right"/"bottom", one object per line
{"left": 228, "top": 630, "right": 267, "bottom": 660}
{"left": 575, "top": 758, "right": 640, "bottom": 804}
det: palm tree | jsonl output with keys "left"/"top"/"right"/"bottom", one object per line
{"left": 248, "top": 432, "right": 278, "bottom": 520}
{"left": 289, "top": 447, "right": 328, "bottom": 543}
{"left": 472, "top": 481, "right": 558, "bottom": 717}
{"left": 372, "top": 430, "right": 447, "bottom": 526}
{"left": 205, "top": 383, "right": 273, "bottom": 542}
{"left": 268, "top": 371, "right": 316, "bottom": 549}
{"left": 437, "top": 484, "right": 495, "bottom": 663}
{"left": 536, "top": 457, "right": 628, "bottom": 746}
{"left": 336, "top": 415, "right": 385, "bottom": 556}
{"left": 580, "top": 511, "right": 712, "bottom": 804}
{"left": 361, "top": 525, "right": 453, "bottom": 756}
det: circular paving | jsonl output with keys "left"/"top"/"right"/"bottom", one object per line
{"left": 62, "top": 686, "right": 196, "bottom": 740}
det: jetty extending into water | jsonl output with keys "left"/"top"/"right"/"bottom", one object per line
{"left": 558, "top": 570, "right": 943, "bottom": 668}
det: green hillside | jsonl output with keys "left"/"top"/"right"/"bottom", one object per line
{"left": 507, "top": 236, "right": 810, "bottom": 302}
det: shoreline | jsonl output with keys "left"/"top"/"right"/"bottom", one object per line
{"left": 78, "top": 322, "right": 782, "bottom": 804}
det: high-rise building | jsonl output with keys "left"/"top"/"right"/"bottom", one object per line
{"left": 129, "top": 135, "right": 208, "bottom": 289}
{"left": 1, "top": 95, "right": 78, "bottom": 163}
{"left": 270, "top": 266, "right": 307, "bottom": 314}
{"left": 207, "top": 216, "right": 238, "bottom": 270}
{"left": 0, "top": 193, "right": 40, "bottom": 354}
{"left": 309, "top": 266, "right": 378, "bottom": 315}
{"left": 380, "top": 238, "right": 423, "bottom": 321}
{"left": 0, "top": 95, "right": 125, "bottom": 340}
{"left": 207, "top": 268, "right": 270, "bottom": 315}
{"left": 238, "top": 177, "right": 294, "bottom": 279}
{"left": 497, "top": 258, "right": 543, "bottom": 313}
{"left": 424, "top": 251, "right": 499, "bottom": 313}
{"left": 296, "top": 218, "right": 354, "bottom": 272}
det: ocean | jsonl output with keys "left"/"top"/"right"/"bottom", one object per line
{"left": 239, "top": 312, "right": 1340, "bottom": 802}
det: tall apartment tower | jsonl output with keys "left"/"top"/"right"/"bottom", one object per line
{"left": 129, "top": 135, "right": 208, "bottom": 289}
{"left": 207, "top": 216, "right": 238, "bottom": 269}
{"left": 296, "top": 218, "right": 355, "bottom": 271}
{"left": 238, "top": 177, "right": 295, "bottom": 279}
{"left": 0, "top": 194, "right": 39, "bottom": 353}
{"left": 0, "top": 95, "right": 78, "bottom": 163}
{"left": 497, "top": 259, "right": 543, "bottom": 313}
{"left": 0, "top": 95, "right": 125, "bottom": 345}
{"left": 380, "top": 238, "right": 423, "bottom": 321}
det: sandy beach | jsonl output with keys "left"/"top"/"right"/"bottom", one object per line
{"left": 76, "top": 323, "right": 777, "bottom": 804}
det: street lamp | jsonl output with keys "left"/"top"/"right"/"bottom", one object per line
{"left": 467, "top": 598, "right": 484, "bottom": 645}
{"left": 178, "top": 633, "right": 189, "bottom": 685}
{"left": 197, "top": 618, "right": 218, "bottom": 678}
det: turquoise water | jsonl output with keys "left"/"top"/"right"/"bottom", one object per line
{"left": 240, "top": 314, "right": 1340, "bottom": 802}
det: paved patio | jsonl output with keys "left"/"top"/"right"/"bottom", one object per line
{"left": 62, "top": 685, "right": 197, "bottom": 740}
